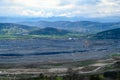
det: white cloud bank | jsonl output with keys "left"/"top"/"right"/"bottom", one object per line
{"left": 0, "top": 0, "right": 120, "bottom": 18}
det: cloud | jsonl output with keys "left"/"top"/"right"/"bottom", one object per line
{"left": 0, "top": 0, "right": 120, "bottom": 18}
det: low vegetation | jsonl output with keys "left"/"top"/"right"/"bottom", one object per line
{"left": 0, "top": 69, "right": 120, "bottom": 80}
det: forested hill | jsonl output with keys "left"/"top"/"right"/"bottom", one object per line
{"left": 93, "top": 28, "right": 120, "bottom": 39}
{"left": 0, "top": 23, "right": 34, "bottom": 35}
{"left": 29, "top": 27, "right": 71, "bottom": 35}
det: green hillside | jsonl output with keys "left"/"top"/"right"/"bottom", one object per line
{"left": 93, "top": 28, "right": 120, "bottom": 39}
{"left": 29, "top": 27, "right": 71, "bottom": 36}
{"left": 0, "top": 23, "right": 80, "bottom": 39}
{"left": 0, "top": 23, "right": 34, "bottom": 35}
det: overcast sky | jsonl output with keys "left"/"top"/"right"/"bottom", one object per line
{"left": 0, "top": 0, "right": 120, "bottom": 18}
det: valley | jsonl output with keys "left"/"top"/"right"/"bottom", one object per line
{"left": 0, "top": 22, "right": 120, "bottom": 80}
{"left": 0, "top": 38, "right": 119, "bottom": 64}
{"left": 1, "top": 0, "right": 120, "bottom": 79}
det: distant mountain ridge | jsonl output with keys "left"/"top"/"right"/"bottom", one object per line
{"left": 0, "top": 16, "right": 120, "bottom": 23}
{"left": 93, "top": 28, "right": 120, "bottom": 39}
{"left": 0, "top": 21, "right": 120, "bottom": 38}
{"left": 19, "top": 21, "right": 120, "bottom": 33}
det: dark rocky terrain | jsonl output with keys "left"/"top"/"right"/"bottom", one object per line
{"left": 0, "top": 38, "right": 119, "bottom": 64}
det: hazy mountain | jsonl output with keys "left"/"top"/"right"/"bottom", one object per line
{"left": 93, "top": 28, "right": 120, "bottom": 39}
{"left": 19, "top": 21, "right": 120, "bottom": 33}
{"left": 1, "top": 16, "right": 120, "bottom": 34}
{"left": 0, "top": 16, "right": 120, "bottom": 23}
{"left": 1, "top": 21, "right": 120, "bottom": 36}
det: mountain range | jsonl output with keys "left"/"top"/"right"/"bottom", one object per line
{"left": 0, "top": 17, "right": 120, "bottom": 23}
{"left": 0, "top": 23, "right": 72, "bottom": 36}
{"left": 19, "top": 21, "right": 120, "bottom": 33}
{"left": 0, "top": 21, "right": 120, "bottom": 39}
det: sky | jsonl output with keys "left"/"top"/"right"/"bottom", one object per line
{"left": 0, "top": 0, "right": 120, "bottom": 18}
